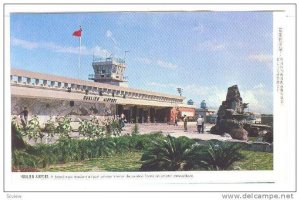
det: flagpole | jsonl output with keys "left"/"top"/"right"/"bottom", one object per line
{"left": 79, "top": 36, "right": 81, "bottom": 70}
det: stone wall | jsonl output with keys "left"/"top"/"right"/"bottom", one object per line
{"left": 11, "top": 96, "right": 116, "bottom": 122}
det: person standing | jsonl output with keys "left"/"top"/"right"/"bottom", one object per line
{"left": 174, "top": 116, "right": 178, "bottom": 126}
{"left": 197, "top": 116, "right": 204, "bottom": 134}
{"left": 183, "top": 115, "right": 188, "bottom": 132}
{"left": 201, "top": 116, "right": 205, "bottom": 133}
{"left": 120, "top": 113, "right": 126, "bottom": 128}
{"left": 19, "top": 107, "right": 29, "bottom": 125}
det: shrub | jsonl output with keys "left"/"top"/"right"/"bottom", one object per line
{"left": 201, "top": 140, "right": 245, "bottom": 170}
{"left": 56, "top": 137, "right": 83, "bottom": 163}
{"left": 34, "top": 144, "right": 59, "bottom": 167}
{"left": 56, "top": 116, "right": 72, "bottom": 139}
{"left": 11, "top": 120, "right": 26, "bottom": 150}
{"left": 112, "top": 132, "right": 165, "bottom": 153}
{"left": 113, "top": 136, "right": 131, "bottom": 153}
{"left": 43, "top": 116, "right": 56, "bottom": 140}
{"left": 42, "top": 137, "right": 116, "bottom": 164}
{"left": 12, "top": 150, "right": 39, "bottom": 169}
{"left": 140, "top": 135, "right": 204, "bottom": 171}
{"left": 262, "top": 131, "right": 273, "bottom": 143}
{"left": 103, "top": 118, "right": 122, "bottom": 137}
{"left": 94, "top": 138, "right": 116, "bottom": 157}
{"left": 15, "top": 116, "right": 43, "bottom": 142}
{"left": 78, "top": 117, "right": 104, "bottom": 139}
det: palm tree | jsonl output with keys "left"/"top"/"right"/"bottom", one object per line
{"left": 140, "top": 135, "right": 205, "bottom": 171}
{"left": 201, "top": 140, "right": 245, "bottom": 170}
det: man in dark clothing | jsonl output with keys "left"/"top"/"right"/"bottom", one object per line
{"left": 19, "top": 107, "right": 29, "bottom": 125}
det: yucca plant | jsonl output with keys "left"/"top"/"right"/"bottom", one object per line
{"left": 140, "top": 135, "right": 203, "bottom": 171}
{"left": 201, "top": 140, "right": 245, "bottom": 170}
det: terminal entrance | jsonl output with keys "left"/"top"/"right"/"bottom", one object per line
{"left": 116, "top": 105, "right": 171, "bottom": 123}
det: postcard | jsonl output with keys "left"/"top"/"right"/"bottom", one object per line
{"left": 1, "top": 1, "right": 297, "bottom": 199}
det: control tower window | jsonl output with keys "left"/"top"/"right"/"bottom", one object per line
{"left": 112, "top": 66, "right": 116, "bottom": 73}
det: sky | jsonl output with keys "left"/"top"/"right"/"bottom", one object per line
{"left": 10, "top": 12, "right": 273, "bottom": 114}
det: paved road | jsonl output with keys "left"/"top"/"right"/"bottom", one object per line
{"left": 121, "top": 122, "right": 230, "bottom": 141}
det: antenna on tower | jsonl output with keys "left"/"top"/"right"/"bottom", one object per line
{"left": 124, "top": 50, "right": 129, "bottom": 61}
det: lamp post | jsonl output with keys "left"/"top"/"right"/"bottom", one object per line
{"left": 177, "top": 88, "right": 183, "bottom": 96}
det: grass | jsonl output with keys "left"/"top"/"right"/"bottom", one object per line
{"left": 40, "top": 150, "right": 273, "bottom": 172}
{"left": 247, "top": 136, "right": 258, "bottom": 142}
{"left": 40, "top": 152, "right": 142, "bottom": 172}
{"left": 236, "top": 150, "right": 273, "bottom": 170}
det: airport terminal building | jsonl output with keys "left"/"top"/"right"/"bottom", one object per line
{"left": 11, "top": 57, "right": 195, "bottom": 123}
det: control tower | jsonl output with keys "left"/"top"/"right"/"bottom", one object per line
{"left": 89, "top": 56, "right": 128, "bottom": 87}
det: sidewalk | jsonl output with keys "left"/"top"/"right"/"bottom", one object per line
{"left": 121, "top": 123, "right": 230, "bottom": 141}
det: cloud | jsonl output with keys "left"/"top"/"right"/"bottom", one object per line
{"left": 147, "top": 82, "right": 273, "bottom": 113}
{"left": 135, "top": 57, "right": 178, "bottom": 70}
{"left": 106, "top": 30, "right": 112, "bottom": 38}
{"left": 253, "top": 83, "right": 264, "bottom": 89}
{"left": 156, "top": 60, "right": 177, "bottom": 69}
{"left": 148, "top": 82, "right": 226, "bottom": 109}
{"left": 135, "top": 57, "right": 152, "bottom": 65}
{"left": 91, "top": 46, "right": 111, "bottom": 57}
{"left": 192, "top": 24, "right": 205, "bottom": 32}
{"left": 240, "top": 86, "right": 272, "bottom": 114}
{"left": 11, "top": 37, "right": 111, "bottom": 57}
{"left": 106, "top": 30, "right": 117, "bottom": 45}
{"left": 11, "top": 37, "right": 39, "bottom": 49}
{"left": 197, "top": 40, "right": 225, "bottom": 51}
{"left": 247, "top": 54, "right": 273, "bottom": 71}
{"left": 54, "top": 45, "right": 110, "bottom": 57}
{"left": 247, "top": 54, "right": 273, "bottom": 63}
{"left": 148, "top": 82, "right": 179, "bottom": 89}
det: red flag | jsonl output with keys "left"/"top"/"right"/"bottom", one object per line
{"left": 72, "top": 28, "right": 82, "bottom": 37}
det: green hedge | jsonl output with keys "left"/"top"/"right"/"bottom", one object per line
{"left": 12, "top": 132, "right": 165, "bottom": 169}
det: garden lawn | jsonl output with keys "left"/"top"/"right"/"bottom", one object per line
{"left": 40, "top": 152, "right": 142, "bottom": 172}
{"left": 237, "top": 150, "right": 273, "bottom": 170}
{"left": 247, "top": 136, "right": 258, "bottom": 142}
{"left": 40, "top": 150, "right": 273, "bottom": 172}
